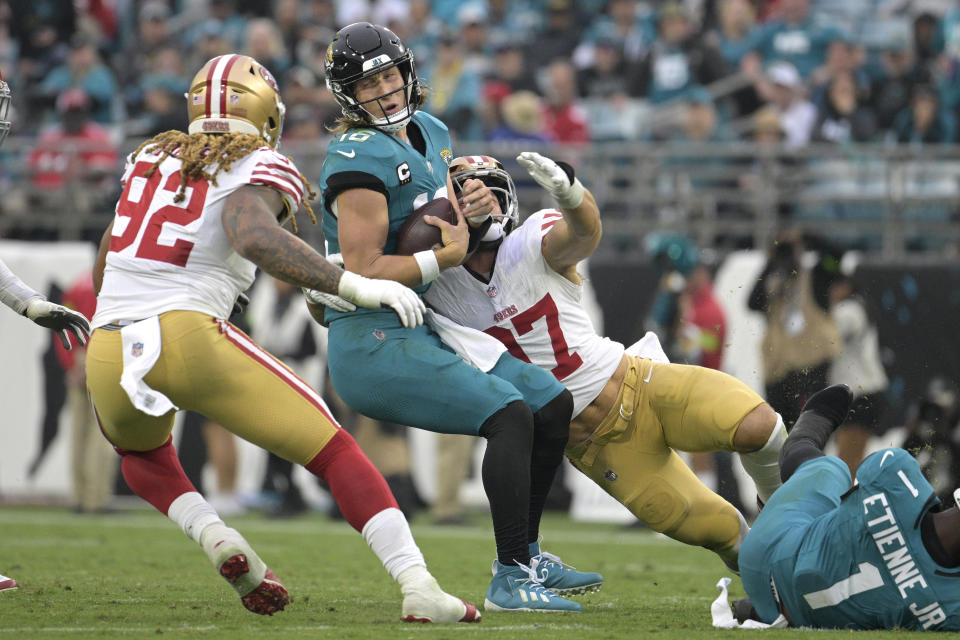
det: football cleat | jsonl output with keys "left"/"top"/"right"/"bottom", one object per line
{"left": 0, "top": 574, "right": 18, "bottom": 591}
{"left": 401, "top": 573, "right": 481, "bottom": 623}
{"left": 484, "top": 560, "right": 582, "bottom": 612}
{"left": 200, "top": 523, "right": 289, "bottom": 615}
{"left": 800, "top": 384, "right": 853, "bottom": 427}
{"left": 528, "top": 542, "right": 603, "bottom": 595}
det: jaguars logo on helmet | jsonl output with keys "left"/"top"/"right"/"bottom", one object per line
{"left": 324, "top": 22, "right": 423, "bottom": 133}
{"left": 0, "top": 68, "right": 11, "bottom": 147}
{"left": 186, "top": 54, "right": 286, "bottom": 148}
{"left": 449, "top": 155, "right": 520, "bottom": 249}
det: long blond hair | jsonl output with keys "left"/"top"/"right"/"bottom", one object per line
{"left": 131, "top": 130, "right": 317, "bottom": 231}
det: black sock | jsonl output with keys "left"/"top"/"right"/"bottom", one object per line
{"left": 479, "top": 400, "right": 533, "bottom": 567}
{"left": 527, "top": 390, "right": 573, "bottom": 544}
{"left": 779, "top": 385, "right": 852, "bottom": 482}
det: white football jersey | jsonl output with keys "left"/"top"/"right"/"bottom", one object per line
{"left": 425, "top": 210, "right": 624, "bottom": 417}
{"left": 93, "top": 145, "right": 305, "bottom": 328}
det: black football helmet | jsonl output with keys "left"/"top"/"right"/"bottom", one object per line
{"left": 449, "top": 155, "right": 520, "bottom": 249}
{"left": 0, "top": 69, "right": 11, "bottom": 146}
{"left": 324, "top": 22, "right": 423, "bottom": 133}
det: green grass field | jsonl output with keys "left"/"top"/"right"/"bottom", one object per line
{"left": 0, "top": 507, "right": 927, "bottom": 639}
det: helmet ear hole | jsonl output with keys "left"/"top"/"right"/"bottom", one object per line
{"left": 268, "top": 117, "right": 276, "bottom": 128}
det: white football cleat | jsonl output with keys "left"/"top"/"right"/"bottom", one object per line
{"left": 0, "top": 574, "right": 17, "bottom": 591}
{"left": 401, "top": 572, "right": 481, "bottom": 623}
{"left": 200, "top": 523, "right": 289, "bottom": 615}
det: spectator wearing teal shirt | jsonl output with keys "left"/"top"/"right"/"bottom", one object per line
{"left": 632, "top": 3, "right": 728, "bottom": 104}
{"left": 741, "top": 0, "right": 845, "bottom": 79}
{"left": 422, "top": 33, "right": 484, "bottom": 142}
{"left": 575, "top": 0, "right": 656, "bottom": 68}
{"left": 709, "top": 0, "right": 757, "bottom": 68}
{"left": 39, "top": 34, "right": 119, "bottom": 126}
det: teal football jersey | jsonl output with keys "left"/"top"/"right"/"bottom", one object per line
{"left": 777, "top": 449, "right": 960, "bottom": 630}
{"left": 319, "top": 111, "right": 453, "bottom": 322}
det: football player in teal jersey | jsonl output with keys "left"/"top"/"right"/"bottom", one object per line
{"left": 318, "top": 22, "right": 601, "bottom": 612}
{"left": 737, "top": 384, "right": 960, "bottom": 630}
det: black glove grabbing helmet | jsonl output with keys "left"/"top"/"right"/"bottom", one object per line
{"left": 324, "top": 22, "right": 423, "bottom": 133}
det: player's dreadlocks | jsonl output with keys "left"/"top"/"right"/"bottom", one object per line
{"left": 131, "top": 130, "right": 317, "bottom": 232}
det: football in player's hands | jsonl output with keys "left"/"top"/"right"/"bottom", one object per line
{"left": 395, "top": 197, "right": 457, "bottom": 255}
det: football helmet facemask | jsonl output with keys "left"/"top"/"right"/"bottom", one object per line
{"left": 324, "top": 22, "right": 423, "bottom": 133}
{"left": 186, "top": 54, "right": 285, "bottom": 148}
{"left": 449, "top": 155, "right": 520, "bottom": 249}
{"left": 0, "top": 69, "right": 11, "bottom": 147}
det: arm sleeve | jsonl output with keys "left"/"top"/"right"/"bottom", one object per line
{"left": 0, "top": 258, "right": 42, "bottom": 315}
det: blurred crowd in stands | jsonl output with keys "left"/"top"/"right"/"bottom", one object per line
{"left": 1, "top": 0, "right": 960, "bottom": 250}
{"left": 1, "top": 0, "right": 960, "bottom": 146}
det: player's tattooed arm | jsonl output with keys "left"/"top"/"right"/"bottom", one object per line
{"left": 222, "top": 185, "right": 342, "bottom": 294}
{"left": 93, "top": 220, "right": 113, "bottom": 295}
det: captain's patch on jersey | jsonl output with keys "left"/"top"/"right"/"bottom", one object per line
{"left": 396, "top": 162, "right": 411, "bottom": 184}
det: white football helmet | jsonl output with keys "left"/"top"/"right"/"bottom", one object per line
{"left": 448, "top": 155, "right": 519, "bottom": 248}
{"left": 0, "top": 69, "right": 11, "bottom": 147}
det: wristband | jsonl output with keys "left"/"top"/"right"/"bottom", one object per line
{"left": 554, "top": 177, "right": 585, "bottom": 210}
{"left": 413, "top": 249, "right": 440, "bottom": 285}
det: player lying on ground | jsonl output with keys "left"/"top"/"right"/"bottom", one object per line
{"left": 86, "top": 53, "right": 478, "bottom": 622}
{"left": 0, "top": 67, "right": 90, "bottom": 596}
{"left": 734, "top": 384, "right": 960, "bottom": 630}
{"left": 424, "top": 153, "right": 784, "bottom": 572}
{"left": 316, "top": 22, "right": 600, "bottom": 613}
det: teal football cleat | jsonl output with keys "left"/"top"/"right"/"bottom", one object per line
{"left": 529, "top": 542, "right": 603, "bottom": 595}
{"left": 484, "top": 560, "right": 582, "bottom": 612}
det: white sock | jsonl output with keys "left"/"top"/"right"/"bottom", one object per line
{"left": 362, "top": 507, "right": 427, "bottom": 582}
{"left": 738, "top": 413, "right": 787, "bottom": 504}
{"left": 167, "top": 491, "right": 224, "bottom": 543}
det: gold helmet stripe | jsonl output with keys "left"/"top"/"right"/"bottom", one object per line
{"left": 206, "top": 54, "right": 241, "bottom": 119}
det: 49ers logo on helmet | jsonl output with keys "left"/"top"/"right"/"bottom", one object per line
{"left": 260, "top": 67, "right": 279, "bottom": 92}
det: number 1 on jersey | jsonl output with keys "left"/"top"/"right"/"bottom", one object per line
{"left": 802, "top": 562, "right": 884, "bottom": 610}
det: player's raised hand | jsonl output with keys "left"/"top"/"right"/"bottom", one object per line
{"left": 337, "top": 272, "right": 425, "bottom": 328}
{"left": 516, "top": 151, "right": 585, "bottom": 210}
{"left": 24, "top": 298, "right": 91, "bottom": 350}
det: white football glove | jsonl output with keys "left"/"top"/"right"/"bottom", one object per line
{"left": 338, "top": 271, "right": 425, "bottom": 328}
{"left": 516, "top": 151, "right": 585, "bottom": 210}
{"left": 24, "top": 297, "right": 91, "bottom": 350}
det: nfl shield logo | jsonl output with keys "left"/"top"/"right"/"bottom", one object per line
{"left": 229, "top": 93, "right": 239, "bottom": 105}
{"left": 192, "top": 94, "right": 202, "bottom": 104}
{"left": 372, "top": 329, "right": 386, "bottom": 341}
{"left": 486, "top": 285, "right": 498, "bottom": 298}
{"left": 131, "top": 342, "right": 144, "bottom": 357}
{"left": 604, "top": 469, "right": 618, "bottom": 482}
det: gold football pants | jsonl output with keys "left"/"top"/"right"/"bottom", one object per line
{"left": 86, "top": 311, "right": 339, "bottom": 465}
{"left": 566, "top": 355, "right": 764, "bottom": 555}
